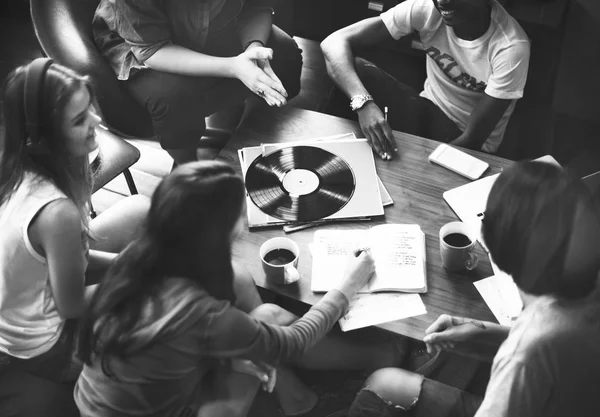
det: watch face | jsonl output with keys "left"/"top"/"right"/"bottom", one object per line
{"left": 350, "top": 95, "right": 371, "bottom": 111}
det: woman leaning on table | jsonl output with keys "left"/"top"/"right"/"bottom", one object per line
{"left": 93, "top": 0, "right": 303, "bottom": 165}
{"left": 75, "top": 160, "right": 408, "bottom": 417}
{"left": 346, "top": 161, "right": 600, "bottom": 417}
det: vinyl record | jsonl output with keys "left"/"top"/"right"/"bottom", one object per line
{"left": 245, "top": 146, "right": 356, "bottom": 222}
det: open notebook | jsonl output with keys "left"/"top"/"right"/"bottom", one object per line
{"left": 311, "top": 224, "right": 427, "bottom": 294}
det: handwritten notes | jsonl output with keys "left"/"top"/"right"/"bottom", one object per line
{"left": 311, "top": 225, "right": 427, "bottom": 294}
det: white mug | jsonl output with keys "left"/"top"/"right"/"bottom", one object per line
{"left": 439, "top": 221, "right": 479, "bottom": 272}
{"left": 259, "top": 237, "right": 300, "bottom": 285}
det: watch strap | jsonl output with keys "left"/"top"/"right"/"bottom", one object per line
{"left": 350, "top": 94, "right": 373, "bottom": 111}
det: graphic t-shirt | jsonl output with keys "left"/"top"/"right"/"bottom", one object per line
{"left": 381, "top": 0, "right": 530, "bottom": 152}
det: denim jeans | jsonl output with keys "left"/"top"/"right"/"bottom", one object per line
{"left": 353, "top": 57, "right": 463, "bottom": 143}
{"left": 126, "top": 23, "right": 303, "bottom": 150}
{"left": 348, "top": 377, "right": 483, "bottom": 417}
{"left": 0, "top": 320, "right": 76, "bottom": 382}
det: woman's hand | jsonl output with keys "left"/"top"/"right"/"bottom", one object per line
{"left": 423, "top": 314, "right": 487, "bottom": 355}
{"left": 336, "top": 249, "right": 376, "bottom": 300}
{"left": 231, "top": 359, "right": 277, "bottom": 393}
{"left": 232, "top": 46, "right": 288, "bottom": 107}
{"left": 357, "top": 102, "right": 397, "bottom": 160}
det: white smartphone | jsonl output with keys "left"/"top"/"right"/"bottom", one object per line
{"left": 428, "top": 144, "right": 489, "bottom": 180}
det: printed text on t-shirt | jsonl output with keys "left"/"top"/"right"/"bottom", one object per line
{"left": 424, "top": 46, "right": 486, "bottom": 92}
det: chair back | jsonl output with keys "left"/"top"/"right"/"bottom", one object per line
{"left": 30, "top": 0, "right": 154, "bottom": 137}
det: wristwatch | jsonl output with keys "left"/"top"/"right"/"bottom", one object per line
{"left": 349, "top": 94, "right": 373, "bottom": 112}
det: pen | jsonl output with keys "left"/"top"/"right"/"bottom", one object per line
{"left": 383, "top": 106, "right": 398, "bottom": 154}
{"left": 354, "top": 246, "right": 371, "bottom": 257}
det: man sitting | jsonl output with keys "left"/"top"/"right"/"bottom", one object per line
{"left": 321, "top": 0, "right": 530, "bottom": 160}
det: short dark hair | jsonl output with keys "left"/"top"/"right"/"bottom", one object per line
{"left": 482, "top": 161, "right": 598, "bottom": 299}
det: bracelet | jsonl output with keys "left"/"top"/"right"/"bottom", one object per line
{"left": 243, "top": 39, "right": 266, "bottom": 51}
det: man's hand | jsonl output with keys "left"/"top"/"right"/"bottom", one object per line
{"left": 423, "top": 314, "right": 486, "bottom": 355}
{"left": 233, "top": 46, "right": 288, "bottom": 107}
{"left": 357, "top": 102, "right": 397, "bottom": 160}
{"left": 231, "top": 359, "right": 277, "bottom": 393}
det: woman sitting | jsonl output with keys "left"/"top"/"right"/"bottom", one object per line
{"left": 75, "top": 160, "right": 407, "bottom": 417}
{"left": 0, "top": 60, "right": 148, "bottom": 402}
{"left": 347, "top": 161, "right": 600, "bottom": 417}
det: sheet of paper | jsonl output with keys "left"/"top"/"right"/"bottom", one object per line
{"left": 338, "top": 293, "right": 427, "bottom": 332}
{"left": 377, "top": 175, "right": 393, "bottom": 207}
{"left": 474, "top": 256, "right": 523, "bottom": 326}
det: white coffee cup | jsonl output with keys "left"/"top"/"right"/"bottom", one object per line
{"left": 439, "top": 221, "right": 479, "bottom": 272}
{"left": 259, "top": 237, "right": 300, "bottom": 285}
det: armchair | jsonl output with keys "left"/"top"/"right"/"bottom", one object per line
{"left": 29, "top": 0, "right": 231, "bottom": 197}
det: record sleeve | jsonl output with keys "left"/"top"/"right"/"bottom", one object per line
{"left": 240, "top": 137, "right": 384, "bottom": 228}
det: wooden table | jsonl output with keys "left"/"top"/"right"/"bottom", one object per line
{"left": 218, "top": 106, "right": 514, "bottom": 341}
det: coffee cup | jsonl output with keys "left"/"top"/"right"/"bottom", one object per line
{"left": 260, "top": 237, "right": 300, "bottom": 285}
{"left": 439, "top": 221, "right": 479, "bottom": 272}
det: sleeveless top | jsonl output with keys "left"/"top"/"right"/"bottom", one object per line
{"left": 0, "top": 173, "right": 69, "bottom": 358}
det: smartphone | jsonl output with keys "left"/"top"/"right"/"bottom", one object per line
{"left": 428, "top": 144, "right": 489, "bottom": 180}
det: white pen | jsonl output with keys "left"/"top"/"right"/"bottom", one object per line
{"left": 382, "top": 106, "right": 397, "bottom": 155}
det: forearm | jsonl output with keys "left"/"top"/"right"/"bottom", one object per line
{"left": 264, "top": 290, "right": 349, "bottom": 363}
{"left": 449, "top": 130, "right": 487, "bottom": 151}
{"left": 144, "top": 44, "right": 238, "bottom": 77}
{"left": 208, "top": 290, "right": 349, "bottom": 364}
{"left": 87, "top": 249, "right": 117, "bottom": 271}
{"left": 85, "top": 249, "right": 117, "bottom": 284}
{"left": 321, "top": 35, "right": 369, "bottom": 99}
{"left": 453, "top": 321, "right": 510, "bottom": 362}
{"left": 84, "top": 284, "right": 98, "bottom": 306}
{"left": 237, "top": 5, "right": 273, "bottom": 49}
{"left": 450, "top": 96, "right": 513, "bottom": 150}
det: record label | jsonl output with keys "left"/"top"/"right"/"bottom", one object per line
{"left": 245, "top": 146, "right": 356, "bottom": 222}
{"left": 281, "top": 169, "right": 320, "bottom": 196}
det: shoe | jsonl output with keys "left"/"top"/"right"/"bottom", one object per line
{"left": 405, "top": 342, "right": 442, "bottom": 378}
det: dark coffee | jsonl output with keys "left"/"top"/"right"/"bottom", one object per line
{"left": 264, "top": 248, "right": 296, "bottom": 266}
{"left": 443, "top": 233, "right": 472, "bottom": 248}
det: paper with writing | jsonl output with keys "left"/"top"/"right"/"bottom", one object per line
{"left": 311, "top": 224, "right": 427, "bottom": 294}
{"left": 338, "top": 293, "right": 427, "bottom": 331}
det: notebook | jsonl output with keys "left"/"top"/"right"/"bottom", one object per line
{"left": 311, "top": 224, "right": 427, "bottom": 294}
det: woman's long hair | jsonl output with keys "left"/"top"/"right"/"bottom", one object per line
{"left": 482, "top": 161, "right": 599, "bottom": 299}
{"left": 78, "top": 161, "right": 246, "bottom": 375}
{"left": 0, "top": 62, "right": 93, "bottom": 229}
